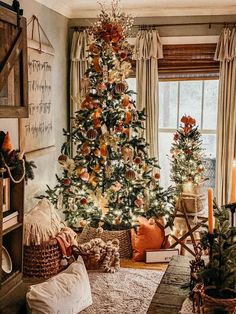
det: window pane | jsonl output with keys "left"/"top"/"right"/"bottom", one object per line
{"left": 126, "top": 78, "right": 136, "bottom": 102}
{"left": 159, "top": 82, "right": 178, "bottom": 128}
{"left": 203, "top": 80, "right": 218, "bottom": 130}
{"left": 202, "top": 134, "right": 216, "bottom": 158}
{"left": 159, "top": 132, "right": 173, "bottom": 189}
{"left": 202, "top": 134, "right": 216, "bottom": 189}
{"left": 179, "top": 81, "right": 202, "bottom": 126}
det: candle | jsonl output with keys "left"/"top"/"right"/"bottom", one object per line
{"left": 231, "top": 161, "right": 236, "bottom": 203}
{"left": 208, "top": 188, "right": 214, "bottom": 234}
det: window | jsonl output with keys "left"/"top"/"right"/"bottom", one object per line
{"left": 127, "top": 77, "right": 218, "bottom": 190}
{"left": 159, "top": 80, "right": 218, "bottom": 189}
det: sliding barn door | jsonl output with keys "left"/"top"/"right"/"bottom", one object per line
{"left": 0, "top": 3, "right": 28, "bottom": 118}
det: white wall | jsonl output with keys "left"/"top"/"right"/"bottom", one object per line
{"left": 0, "top": 0, "right": 68, "bottom": 212}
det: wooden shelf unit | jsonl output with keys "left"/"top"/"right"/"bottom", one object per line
{"left": 0, "top": 170, "right": 24, "bottom": 302}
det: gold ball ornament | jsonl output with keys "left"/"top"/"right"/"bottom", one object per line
{"left": 58, "top": 154, "right": 68, "bottom": 164}
{"left": 89, "top": 43, "right": 101, "bottom": 55}
{"left": 115, "top": 81, "right": 128, "bottom": 94}
{"left": 86, "top": 128, "right": 98, "bottom": 141}
{"left": 125, "top": 169, "right": 136, "bottom": 180}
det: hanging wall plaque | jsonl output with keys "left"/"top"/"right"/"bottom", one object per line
{"left": 20, "top": 16, "right": 55, "bottom": 152}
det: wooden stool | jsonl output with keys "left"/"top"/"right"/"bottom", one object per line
{"left": 169, "top": 201, "right": 208, "bottom": 257}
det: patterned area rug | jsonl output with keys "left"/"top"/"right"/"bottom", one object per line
{"left": 81, "top": 267, "right": 164, "bottom": 314}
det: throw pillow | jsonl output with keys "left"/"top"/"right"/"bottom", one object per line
{"left": 26, "top": 256, "right": 92, "bottom": 314}
{"left": 131, "top": 216, "right": 168, "bottom": 262}
{"left": 24, "top": 198, "right": 62, "bottom": 246}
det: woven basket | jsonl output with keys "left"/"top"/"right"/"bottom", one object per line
{"left": 23, "top": 239, "right": 62, "bottom": 278}
{"left": 177, "top": 193, "right": 205, "bottom": 213}
{"left": 78, "top": 226, "right": 132, "bottom": 258}
{"left": 202, "top": 287, "right": 236, "bottom": 313}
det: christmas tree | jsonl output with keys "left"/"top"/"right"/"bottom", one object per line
{"left": 170, "top": 115, "right": 206, "bottom": 191}
{"left": 44, "top": 1, "right": 175, "bottom": 230}
{"left": 200, "top": 203, "right": 236, "bottom": 292}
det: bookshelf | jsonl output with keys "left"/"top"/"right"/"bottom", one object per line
{"left": 0, "top": 168, "right": 24, "bottom": 302}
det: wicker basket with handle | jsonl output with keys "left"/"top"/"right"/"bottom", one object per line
{"left": 23, "top": 239, "right": 62, "bottom": 278}
{"left": 201, "top": 286, "right": 236, "bottom": 314}
{"left": 78, "top": 226, "right": 132, "bottom": 258}
{"left": 177, "top": 193, "right": 205, "bottom": 213}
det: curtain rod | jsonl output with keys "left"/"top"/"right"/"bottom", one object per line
{"left": 70, "top": 21, "right": 236, "bottom": 31}
{"left": 134, "top": 22, "right": 236, "bottom": 29}
{"left": 70, "top": 26, "right": 88, "bottom": 30}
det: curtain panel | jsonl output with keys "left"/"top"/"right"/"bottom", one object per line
{"left": 215, "top": 27, "right": 236, "bottom": 205}
{"left": 133, "top": 30, "right": 163, "bottom": 160}
{"left": 70, "top": 30, "right": 89, "bottom": 115}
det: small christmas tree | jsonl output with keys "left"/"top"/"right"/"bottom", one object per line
{"left": 44, "top": 1, "right": 175, "bottom": 230}
{"left": 170, "top": 115, "right": 206, "bottom": 192}
{"left": 200, "top": 203, "right": 236, "bottom": 294}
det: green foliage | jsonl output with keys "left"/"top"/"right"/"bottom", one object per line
{"left": 0, "top": 150, "right": 36, "bottom": 182}
{"left": 200, "top": 203, "right": 236, "bottom": 291}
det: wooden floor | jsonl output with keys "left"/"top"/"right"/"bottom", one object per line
{"left": 0, "top": 259, "right": 167, "bottom": 314}
{"left": 121, "top": 259, "right": 168, "bottom": 271}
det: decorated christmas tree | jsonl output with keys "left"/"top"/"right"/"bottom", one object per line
{"left": 170, "top": 115, "right": 206, "bottom": 192}
{"left": 44, "top": 1, "right": 175, "bottom": 230}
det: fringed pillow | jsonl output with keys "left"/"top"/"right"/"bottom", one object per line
{"left": 24, "top": 198, "right": 62, "bottom": 245}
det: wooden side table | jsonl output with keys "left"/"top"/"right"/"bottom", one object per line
{"left": 169, "top": 203, "right": 208, "bottom": 257}
{"left": 148, "top": 255, "right": 190, "bottom": 314}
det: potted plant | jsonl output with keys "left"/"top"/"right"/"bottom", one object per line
{"left": 199, "top": 203, "right": 236, "bottom": 313}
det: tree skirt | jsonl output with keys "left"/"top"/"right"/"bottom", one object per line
{"left": 81, "top": 268, "right": 164, "bottom": 314}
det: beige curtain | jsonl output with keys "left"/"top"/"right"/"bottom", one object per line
{"left": 70, "top": 30, "right": 89, "bottom": 115}
{"left": 133, "top": 30, "right": 163, "bottom": 159}
{"left": 215, "top": 27, "right": 236, "bottom": 205}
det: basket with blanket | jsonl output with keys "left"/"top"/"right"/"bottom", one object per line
{"left": 23, "top": 199, "right": 77, "bottom": 278}
{"left": 23, "top": 199, "right": 121, "bottom": 277}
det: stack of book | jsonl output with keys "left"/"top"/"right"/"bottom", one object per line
{"left": 3, "top": 211, "right": 18, "bottom": 231}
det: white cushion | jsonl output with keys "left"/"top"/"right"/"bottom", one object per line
{"left": 26, "top": 256, "right": 92, "bottom": 314}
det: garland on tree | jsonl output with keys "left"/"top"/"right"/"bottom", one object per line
{"left": 43, "top": 1, "right": 175, "bottom": 230}
{"left": 169, "top": 115, "right": 206, "bottom": 191}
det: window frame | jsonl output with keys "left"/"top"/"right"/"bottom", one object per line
{"left": 158, "top": 79, "right": 218, "bottom": 135}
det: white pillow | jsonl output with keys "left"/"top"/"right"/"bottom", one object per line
{"left": 26, "top": 256, "right": 92, "bottom": 314}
